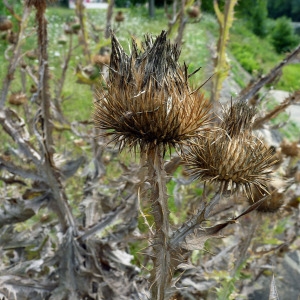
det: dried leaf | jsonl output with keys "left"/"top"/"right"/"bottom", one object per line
{"left": 180, "top": 221, "right": 232, "bottom": 251}
{"left": 269, "top": 274, "right": 280, "bottom": 300}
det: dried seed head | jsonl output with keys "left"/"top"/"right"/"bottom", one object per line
{"left": 250, "top": 185, "right": 284, "bottom": 213}
{"left": 9, "top": 92, "right": 27, "bottom": 106}
{"left": 280, "top": 139, "right": 299, "bottom": 157}
{"left": 220, "top": 100, "right": 257, "bottom": 137}
{"left": 94, "top": 31, "right": 211, "bottom": 154}
{"left": 183, "top": 131, "right": 277, "bottom": 198}
{"left": 115, "top": 11, "right": 125, "bottom": 23}
{"left": 0, "top": 17, "right": 13, "bottom": 31}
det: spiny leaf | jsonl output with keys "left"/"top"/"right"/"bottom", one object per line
{"left": 180, "top": 221, "right": 234, "bottom": 251}
{"left": 269, "top": 274, "right": 280, "bottom": 300}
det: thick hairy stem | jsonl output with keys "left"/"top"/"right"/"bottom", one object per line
{"left": 210, "top": 0, "right": 237, "bottom": 105}
{"left": 34, "top": 3, "right": 76, "bottom": 233}
{"left": 174, "top": 0, "right": 187, "bottom": 48}
{"left": 36, "top": 5, "right": 54, "bottom": 159}
{"left": 147, "top": 147, "right": 172, "bottom": 300}
{"left": 0, "top": 6, "right": 31, "bottom": 108}
{"left": 56, "top": 34, "right": 73, "bottom": 99}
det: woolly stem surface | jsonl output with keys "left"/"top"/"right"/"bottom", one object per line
{"left": 147, "top": 146, "right": 172, "bottom": 300}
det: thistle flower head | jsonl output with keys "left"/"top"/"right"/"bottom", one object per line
{"left": 220, "top": 100, "right": 257, "bottom": 137}
{"left": 94, "top": 31, "right": 211, "bottom": 155}
{"left": 183, "top": 131, "right": 277, "bottom": 198}
{"left": 251, "top": 184, "right": 284, "bottom": 213}
{"left": 280, "top": 139, "right": 299, "bottom": 157}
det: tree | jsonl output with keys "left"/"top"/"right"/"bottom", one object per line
{"left": 251, "top": 0, "right": 268, "bottom": 37}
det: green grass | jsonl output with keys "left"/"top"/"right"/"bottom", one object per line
{"left": 275, "top": 64, "right": 300, "bottom": 92}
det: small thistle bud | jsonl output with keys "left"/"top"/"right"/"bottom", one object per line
{"left": 183, "top": 131, "right": 277, "bottom": 198}
{"left": 9, "top": 92, "right": 27, "bottom": 106}
{"left": 187, "top": 6, "right": 200, "bottom": 18}
{"left": 0, "top": 16, "right": 13, "bottom": 31}
{"left": 7, "top": 31, "right": 17, "bottom": 44}
{"left": 280, "top": 139, "right": 299, "bottom": 157}
{"left": 115, "top": 11, "right": 125, "bottom": 23}
{"left": 94, "top": 31, "right": 211, "bottom": 155}
{"left": 92, "top": 54, "right": 110, "bottom": 67}
{"left": 251, "top": 185, "right": 284, "bottom": 213}
{"left": 30, "top": 84, "right": 38, "bottom": 94}
{"left": 220, "top": 100, "right": 257, "bottom": 137}
{"left": 26, "top": 49, "right": 38, "bottom": 60}
{"left": 63, "top": 23, "right": 73, "bottom": 35}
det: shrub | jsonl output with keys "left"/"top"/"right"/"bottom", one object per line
{"left": 271, "top": 17, "right": 299, "bottom": 53}
{"left": 251, "top": 0, "right": 268, "bottom": 37}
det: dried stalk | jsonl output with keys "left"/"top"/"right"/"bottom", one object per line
{"left": 105, "top": 0, "right": 115, "bottom": 39}
{"left": 0, "top": 6, "right": 31, "bottom": 108}
{"left": 147, "top": 146, "right": 171, "bottom": 300}
{"left": 56, "top": 34, "right": 74, "bottom": 99}
{"left": 210, "top": 0, "right": 238, "bottom": 104}
{"left": 28, "top": 0, "right": 77, "bottom": 233}
{"left": 174, "top": 0, "right": 187, "bottom": 48}
{"left": 253, "top": 90, "right": 300, "bottom": 129}
{"left": 238, "top": 44, "right": 300, "bottom": 102}
{"left": 75, "top": 0, "right": 91, "bottom": 63}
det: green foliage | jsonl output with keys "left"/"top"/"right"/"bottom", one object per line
{"left": 229, "top": 19, "right": 282, "bottom": 74}
{"left": 268, "top": 0, "right": 300, "bottom": 22}
{"left": 0, "top": 2, "right": 6, "bottom": 15}
{"left": 214, "top": 263, "right": 246, "bottom": 300}
{"left": 271, "top": 17, "right": 299, "bottom": 53}
{"left": 230, "top": 43, "right": 260, "bottom": 74}
{"left": 251, "top": 0, "right": 268, "bottom": 37}
{"left": 115, "top": 0, "right": 131, "bottom": 8}
{"left": 275, "top": 64, "right": 300, "bottom": 91}
{"left": 0, "top": 0, "right": 23, "bottom": 15}
{"left": 235, "top": 0, "right": 268, "bottom": 37}
{"left": 201, "top": 0, "right": 227, "bottom": 13}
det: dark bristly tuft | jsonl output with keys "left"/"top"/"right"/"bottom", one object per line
{"left": 220, "top": 100, "right": 257, "bottom": 137}
{"left": 94, "top": 31, "right": 211, "bottom": 155}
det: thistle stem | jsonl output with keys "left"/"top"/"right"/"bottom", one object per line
{"left": 147, "top": 146, "right": 172, "bottom": 300}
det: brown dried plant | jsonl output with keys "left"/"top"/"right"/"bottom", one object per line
{"left": 184, "top": 131, "right": 276, "bottom": 198}
{"left": 94, "top": 31, "right": 211, "bottom": 300}
{"left": 183, "top": 101, "right": 277, "bottom": 199}
{"left": 92, "top": 30, "right": 284, "bottom": 299}
{"left": 94, "top": 31, "right": 211, "bottom": 155}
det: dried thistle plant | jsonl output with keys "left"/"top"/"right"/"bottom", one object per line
{"left": 94, "top": 31, "right": 211, "bottom": 300}
{"left": 94, "top": 31, "right": 211, "bottom": 154}
{"left": 220, "top": 99, "right": 257, "bottom": 137}
{"left": 250, "top": 184, "right": 284, "bottom": 213}
{"left": 183, "top": 101, "right": 277, "bottom": 199}
{"left": 184, "top": 131, "right": 276, "bottom": 197}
